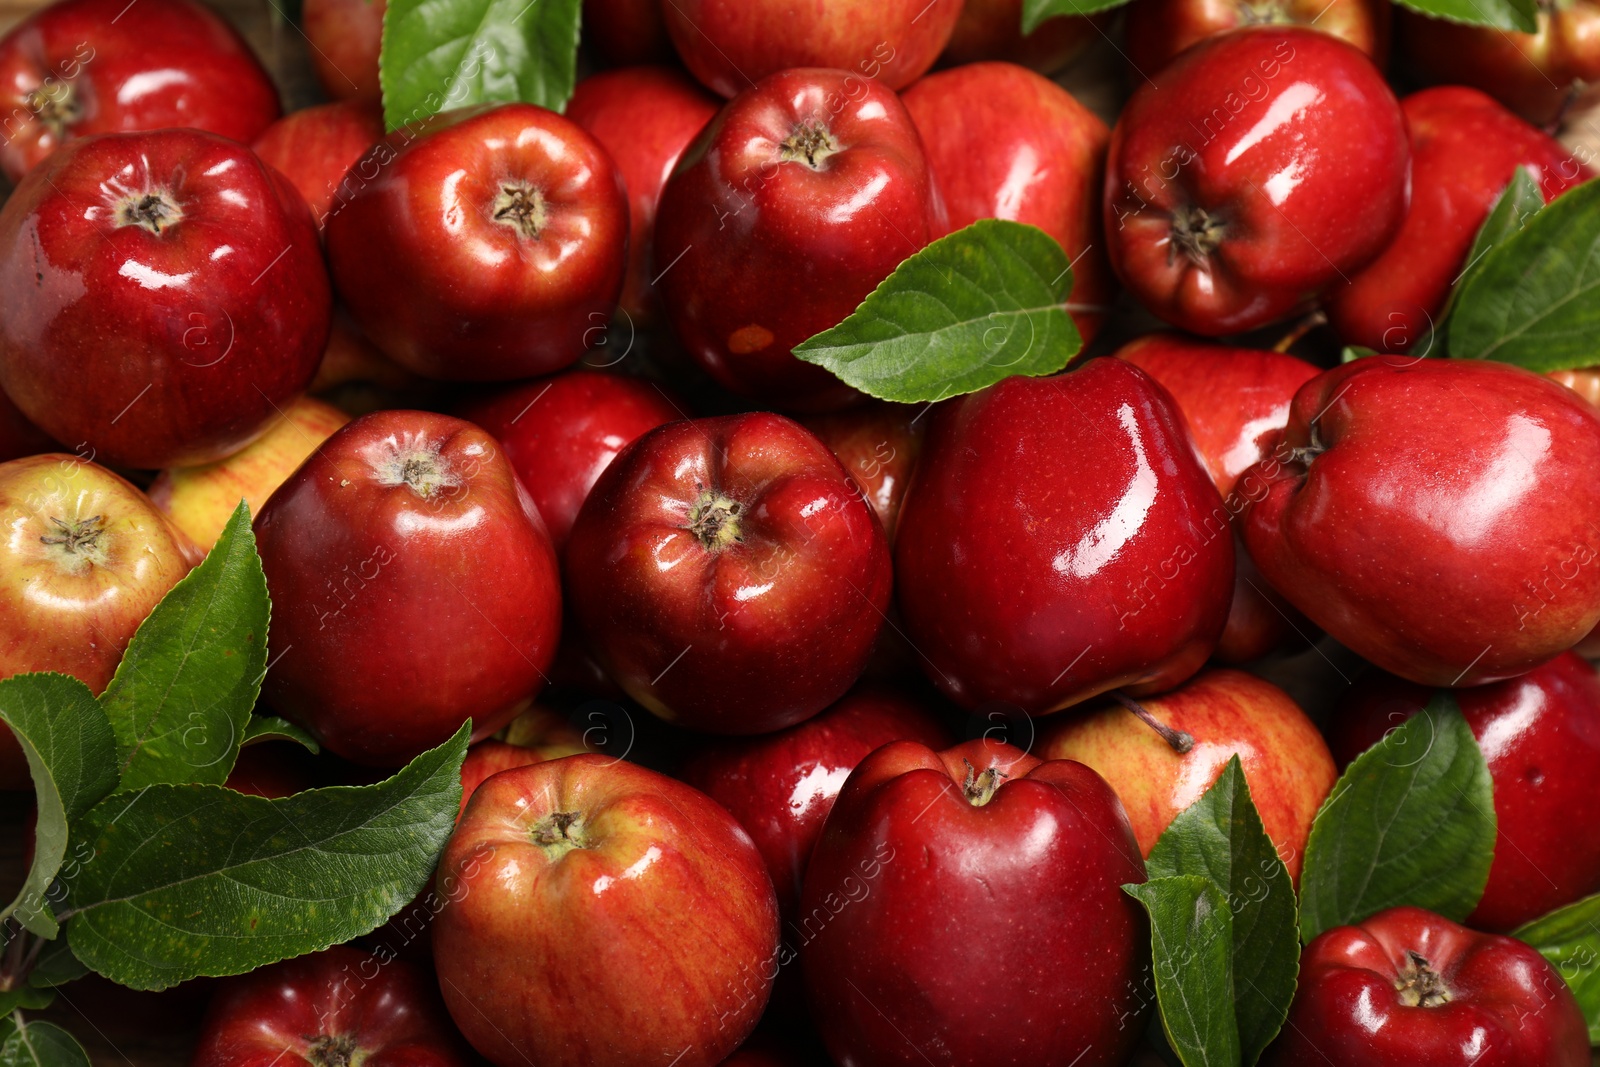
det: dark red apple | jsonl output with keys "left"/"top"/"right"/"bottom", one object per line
{"left": 456, "top": 736, "right": 586, "bottom": 819}
{"left": 253, "top": 100, "right": 385, "bottom": 233}
{"left": 799, "top": 402, "right": 925, "bottom": 543}
{"left": 565, "top": 412, "right": 892, "bottom": 734}
{"left": 1125, "top": 0, "right": 1390, "bottom": 75}
{"left": 301, "top": 0, "right": 384, "bottom": 104}
{"left": 0, "top": 389, "right": 55, "bottom": 463}
{"left": 583, "top": 0, "right": 673, "bottom": 64}
{"left": 940, "top": 0, "right": 1104, "bottom": 74}
{"left": 255, "top": 410, "right": 562, "bottom": 767}
{"left": 902, "top": 62, "right": 1115, "bottom": 342}
{"left": 895, "top": 359, "right": 1234, "bottom": 714}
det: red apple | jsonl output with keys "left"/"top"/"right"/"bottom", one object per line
{"left": 1238, "top": 358, "right": 1600, "bottom": 686}
{"left": 1104, "top": 28, "right": 1409, "bottom": 335}
{"left": 0, "top": 389, "right": 55, "bottom": 463}
{"left": 0, "top": 0, "right": 280, "bottom": 184}
{"left": 457, "top": 737, "right": 587, "bottom": 819}
{"left": 902, "top": 62, "right": 1115, "bottom": 343}
{"left": 1125, "top": 0, "right": 1390, "bottom": 75}
{"left": 940, "top": 0, "right": 1104, "bottom": 74}
{"left": 565, "top": 412, "right": 892, "bottom": 733}
{"left": 583, "top": 0, "right": 673, "bottom": 64}
{"left": 1325, "top": 87, "right": 1593, "bottom": 354}
{"left": 252, "top": 100, "right": 386, "bottom": 233}
{"left": 1327, "top": 653, "right": 1600, "bottom": 931}
{"left": 800, "top": 738, "right": 1150, "bottom": 1067}
{"left": 895, "top": 359, "right": 1234, "bottom": 714}
{"left": 301, "top": 0, "right": 384, "bottom": 104}
{"left": 326, "top": 104, "right": 628, "bottom": 382}
{"left": 0, "top": 128, "right": 330, "bottom": 470}
{"left": 1040, "top": 669, "right": 1336, "bottom": 884}
{"left": 654, "top": 67, "right": 942, "bottom": 411}
{"left": 433, "top": 754, "right": 780, "bottom": 1067}
{"left": 565, "top": 67, "right": 719, "bottom": 325}
{"left": 799, "top": 401, "right": 925, "bottom": 543}
{"left": 455, "top": 370, "right": 682, "bottom": 552}
{"left": 661, "top": 0, "right": 963, "bottom": 97}
{"left": 255, "top": 410, "right": 562, "bottom": 767}
{"left": 1551, "top": 367, "right": 1600, "bottom": 408}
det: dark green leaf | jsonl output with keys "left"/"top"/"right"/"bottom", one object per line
{"left": 1448, "top": 177, "right": 1600, "bottom": 371}
{"left": 1298, "top": 693, "right": 1495, "bottom": 944}
{"left": 0, "top": 675, "right": 118, "bottom": 938}
{"left": 380, "top": 0, "right": 580, "bottom": 131}
{"left": 0, "top": 988, "right": 53, "bottom": 1017}
{"left": 1146, "top": 758, "right": 1298, "bottom": 1066}
{"left": 1390, "top": 0, "right": 1536, "bottom": 32}
{"left": 792, "top": 219, "right": 1082, "bottom": 404}
{"left": 27, "top": 939, "right": 86, "bottom": 989}
{"left": 1453, "top": 168, "right": 1545, "bottom": 310}
{"left": 1125, "top": 876, "right": 1239, "bottom": 1067}
{"left": 1022, "top": 0, "right": 1130, "bottom": 28}
{"left": 1512, "top": 891, "right": 1600, "bottom": 1042}
{"left": 0, "top": 1019, "right": 90, "bottom": 1067}
{"left": 61, "top": 723, "right": 468, "bottom": 990}
{"left": 241, "top": 716, "right": 319, "bottom": 754}
{"left": 99, "top": 503, "right": 269, "bottom": 792}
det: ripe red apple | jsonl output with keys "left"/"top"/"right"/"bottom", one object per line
{"left": 1552, "top": 367, "right": 1600, "bottom": 408}
{"left": 252, "top": 100, "right": 385, "bottom": 233}
{"left": 326, "top": 104, "right": 628, "bottom": 382}
{"left": 1125, "top": 0, "right": 1390, "bottom": 74}
{"left": 1238, "top": 358, "right": 1600, "bottom": 686}
{"left": 1040, "top": 669, "right": 1336, "bottom": 884}
{"left": 661, "top": 0, "right": 963, "bottom": 97}
{"left": 583, "top": 0, "right": 673, "bottom": 64}
{"left": 1265, "top": 906, "right": 1589, "bottom": 1066}
{"left": 0, "top": 128, "right": 330, "bottom": 470}
{"left": 433, "top": 754, "right": 780, "bottom": 1067}
{"left": 1104, "top": 28, "right": 1409, "bottom": 335}
{"left": 1327, "top": 652, "right": 1600, "bottom": 931}
{"left": 902, "top": 62, "right": 1115, "bottom": 342}
{"left": 566, "top": 412, "right": 891, "bottom": 733}
{"left": 940, "top": 0, "right": 1104, "bottom": 74}
{"left": 456, "top": 370, "right": 683, "bottom": 552}
{"left": 565, "top": 67, "right": 719, "bottom": 325}
{"left": 800, "top": 738, "right": 1150, "bottom": 1067}
{"left": 654, "top": 67, "right": 942, "bottom": 411}
{"left": 301, "top": 0, "right": 384, "bottom": 103}
{"left": 1326, "top": 87, "right": 1592, "bottom": 353}
{"left": 0, "top": 389, "right": 55, "bottom": 463}
{"left": 255, "top": 411, "right": 562, "bottom": 767}
{"left": 799, "top": 402, "right": 925, "bottom": 543}
{"left": 0, "top": 0, "right": 280, "bottom": 184}
{"left": 457, "top": 736, "right": 587, "bottom": 819}
{"left": 895, "top": 359, "right": 1233, "bottom": 714}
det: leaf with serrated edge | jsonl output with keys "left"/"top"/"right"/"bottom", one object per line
{"left": 1391, "top": 0, "right": 1536, "bottom": 30}
{"left": 1125, "top": 876, "right": 1240, "bottom": 1067}
{"left": 1145, "top": 758, "right": 1297, "bottom": 1066}
{"left": 792, "top": 219, "right": 1082, "bottom": 404}
{"left": 380, "top": 0, "right": 580, "bottom": 131}
{"left": 99, "top": 503, "right": 268, "bottom": 791}
{"left": 0, "top": 1019, "right": 91, "bottom": 1067}
{"left": 1298, "top": 693, "right": 1494, "bottom": 944}
{"left": 1429, "top": 168, "right": 1545, "bottom": 356}
{"left": 0, "top": 674, "right": 118, "bottom": 938}
{"left": 241, "top": 716, "right": 320, "bottom": 754}
{"left": 61, "top": 723, "right": 467, "bottom": 990}
{"left": 1512, "top": 891, "right": 1600, "bottom": 1042}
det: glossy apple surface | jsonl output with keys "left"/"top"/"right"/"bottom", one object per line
{"left": 799, "top": 402, "right": 925, "bottom": 543}
{"left": 903, "top": 62, "right": 1115, "bottom": 342}
{"left": 1238, "top": 358, "right": 1600, "bottom": 686}
{"left": 0, "top": 128, "right": 330, "bottom": 470}
{"left": 1104, "top": 28, "right": 1409, "bottom": 335}
{"left": 301, "top": 0, "right": 384, "bottom": 103}
{"left": 566, "top": 413, "right": 891, "bottom": 733}
{"left": 255, "top": 411, "right": 562, "bottom": 766}
{"left": 327, "top": 104, "right": 627, "bottom": 382}
{"left": 940, "top": 0, "right": 1103, "bottom": 73}
{"left": 253, "top": 100, "right": 385, "bottom": 232}
{"left": 565, "top": 67, "right": 719, "bottom": 325}
{"left": 895, "top": 359, "right": 1233, "bottom": 714}
{"left": 433, "top": 754, "right": 779, "bottom": 1067}
{"left": 1328, "top": 653, "right": 1600, "bottom": 930}
{"left": 0, "top": 0, "right": 279, "bottom": 183}
{"left": 800, "top": 738, "right": 1150, "bottom": 1067}
{"left": 584, "top": 0, "right": 673, "bottom": 64}
{"left": 654, "top": 68, "right": 941, "bottom": 411}
{"left": 1125, "top": 0, "right": 1389, "bottom": 74}
{"left": 1041, "top": 669, "right": 1335, "bottom": 884}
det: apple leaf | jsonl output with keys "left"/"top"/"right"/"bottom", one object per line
{"left": 1512, "top": 891, "right": 1600, "bottom": 1042}
{"left": 1298, "top": 693, "right": 1495, "bottom": 944}
{"left": 1453, "top": 167, "right": 1546, "bottom": 309}
{"left": 0, "top": 675, "right": 119, "bottom": 939}
{"left": 1124, "top": 876, "right": 1240, "bottom": 1067}
{"left": 26, "top": 939, "right": 86, "bottom": 990}
{"left": 241, "top": 715, "right": 319, "bottom": 754}
{"left": 98, "top": 503, "right": 268, "bottom": 793}
{"left": 0, "top": 991, "right": 52, "bottom": 1018}
{"left": 1021, "top": 0, "right": 1129, "bottom": 27}
{"left": 791, "top": 219, "right": 1082, "bottom": 404}
{"left": 379, "top": 0, "right": 580, "bottom": 132}
{"left": 1389, "top": 0, "right": 1537, "bottom": 32}
{"left": 1447, "top": 177, "right": 1600, "bottom": 371}
{"left": 59, "top": 722, "right": 467, "bottom": 991}
{"left": 1145, "top": 758, "right": 1297, "bottom": 1067}
{"left": 0, "top": 1017, "right": 91, "bottom": 1067}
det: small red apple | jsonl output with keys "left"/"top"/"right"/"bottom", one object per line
{"left": 252, "top": 100, "right": 386, "bottom": 233}
{"left": 1124, "top": 0, "right": 1390, "bottom": 75}
{"left": 799, "top": 402, "right": 925, "bottom": 543}
{"left": 940, "top": 0, "right": 1104, "bottom": 74}
{"left": 0, "top": 389, "right": 55, "bottom": 464}
{"left": 301, "top": 0, "right": 384, "bottom": 104}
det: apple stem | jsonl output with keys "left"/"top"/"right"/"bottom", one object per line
{"left": 687, "top": 489, "right": 743, "bottom": 553}
{"left": 114, "top": 191, "right": 182, "bottom": 235}
{"left": 779, "top": 121, "right": 839, "bottom": 170}
{"left": 1272, "top": 311, "right": 1327, "bottom": 354}
{"left": 306, "top": 1034, "right": 358, "bottom": 1067}
{"left": 961, "top": 758, "right": 1008, "bottom": 807}
{"left": 1395, "top": 950, "right": 1452, "bottom": 1008}
{"left": 1168, "top": 206, "right": 1225, "bottom": 267}
{"left": 1111, "top": 691, "right": 1194, "bottom": 755}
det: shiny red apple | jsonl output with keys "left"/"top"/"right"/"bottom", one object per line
{"left": 252, "top": 100, "right": 385, "bottom": 233}
{"left": 301, "top": 0, "right": 384, "bottom": 103}
{"left": 1124, "top": 0, "right": 1390, "bottom": 75}
{"left": 799, "top": 402, "right": 925, "bottom": 543}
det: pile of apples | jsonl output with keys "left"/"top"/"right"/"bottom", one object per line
{"left": 0, "top": 0, "right": 1599, "bottom": 1063}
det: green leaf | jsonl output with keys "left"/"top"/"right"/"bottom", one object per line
{"left": 1512, "top": 891, "right": 1600, "bottom": 1042}
{"left": 27, "top": 939, "right": 86, "bottom": 989}
{"left": 61, "top": 723, "right": 468, "bottom": 991}
{"left": 0, "top": 1019, "right": 90, "bottom": 1067}
{"left": 1389, "top": 0, "right": 1537, "bottom": 33}
{"left": 380, "top": 0, "right": 581, "bottom": 132}
{"left": 1022, "top": 0, "right": 1130, "bottom": 28}
{"left": 1145, "top": 758, "right": 1298, "bottom": 1066}
{"left": 792, "top": 219, "right": 1082, "bottom": 404}
{"left": 241, "top": 716, "right": 319, "bottom": 754}
{"left": 0, "top": 989, "right": 53, "bottom": 1017}
{"left": 1125, "top": 876, "right": 1240, "bottom": 1067}
{"left": 1453, "top": 168, "right": 1546, "bottom": 310}
{"left": 1339, "top": 346, "right": 1377, "bottom": 363}
{"left": 0, "top": 675, "right": 119, "bottom": 938}
{"left": 1298, "top": 693, "right": 1495, "bottom": 944}
{"left": 98, "top": 503, "right": 269, "bottom": 792}
{"left": 1448, "top": 177, "right": 1600, "bottom": 371}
